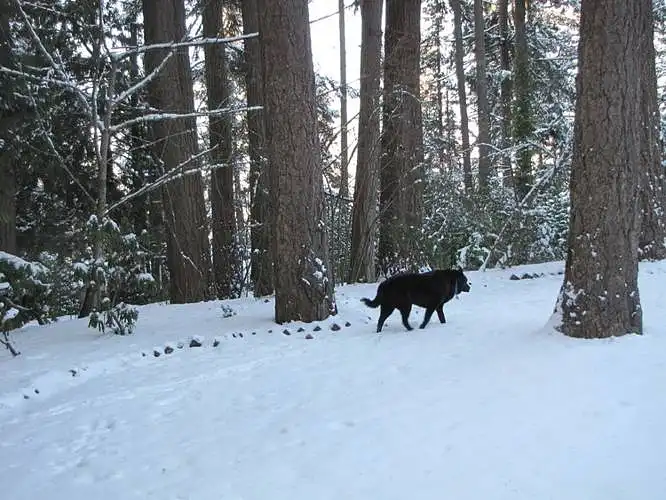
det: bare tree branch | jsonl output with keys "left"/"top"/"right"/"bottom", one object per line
{"left": 1, "top": 331, "right": 20, "bottom": 357}
{"left": 109, "top": 105, "right": 263, "bottom": 133}
{"left": 104, "top": 146, "right": 218, "bottom": 216}
{"left": 111, "top": 51, "right": 175, "bottom": 108}
{"left": 111, "top": 33, "right": 258, "bottom": 60}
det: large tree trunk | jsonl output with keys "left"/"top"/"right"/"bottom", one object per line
{"left": 349, "top": 0, "right": 383, "bottom": 284}
{"left": 203, "top": 0, "right": 239, "bottom": 298}
{"left": 258, "top": 0, "right": 335, "bottom": 323}
{"left": 143, "top": 0, "right": 212, "bottom": 303}
{"left": 554, "top": 0, "right": 645, "bottom": 339}
{"left": 0, "top": 3, "right": 17, "bottom": 254}
{"left": 513, "top": 0, "right": 532, "bottom": 199}
{"left": 450, "top": 0, "right": 473, "bottom": 192}
{"left": 638, "top": 3, "right": 666, "bottom": 260}
{"left": 498, "top": 0, "right": 513, "bottom": 190}
{"left": 473, "top": 0, "right": 491, "bottom": 191}
{"left": 378, "top": 0, "right": 424, "bottom": 273}
{"left": 242, "top": 0, "right": 273, "bottom": 297}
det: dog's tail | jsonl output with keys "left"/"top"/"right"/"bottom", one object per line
{"left": 360, "top": 296, "right": 380, "bottom": 308}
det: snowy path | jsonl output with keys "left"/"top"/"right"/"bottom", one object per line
{"left": 2, "top": 262, "right": 666, "bottom": 499}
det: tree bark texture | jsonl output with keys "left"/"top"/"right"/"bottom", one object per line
{"left": 242, "top": 0, "right": 273, "bottom": 297}
{"left": 473, "top": 0, "right": 491, "bottom": 191}
{"left": 258, "top": 0, "right": 336, "bottom": 323}
{"left": 450, "top": 0, "right": 473, "bottom": 192}
{"left": 378, "top": 0, "right": 424, "bottom": 272}
{"left": 498, "top": 0, "right": 514, "bottom": 189}
{"left": 637, "top": 3, "right": 666, "bottom": 260}
{"left": 143, "top": 0, "right": 212, "bottom": 303}
{"left": 0, "top": 2, "right": 17, "bottom": 254}
{"left": 555, "top": 0, "right": 645, "bottom": 339}
{"left": 349, "top": 0, "right": 382, "bottom": 283}
{"left": 338, "top": 0, "right": 349, "bottom": 199}
{"left": 513, "top": 0, "right": 533, "bottom": 199}
{"left": 203, "top": 0, "right": 240, "bottom": 298}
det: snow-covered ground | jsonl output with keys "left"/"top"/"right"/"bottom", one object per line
{"left": 2, "top": 261, "right": 666, "bottom": 500}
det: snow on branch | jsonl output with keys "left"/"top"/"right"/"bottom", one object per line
{"left": 109, "top": 105, "right": 263, "bottom": 133}
{"left": 104, "top": 146, "right": 217, "bottom": 216}
{"left": 111, "top": 51, "right": 175, "bottom": 108}
{"left": 112, "top": 33, "right": 258, "bottom": 60}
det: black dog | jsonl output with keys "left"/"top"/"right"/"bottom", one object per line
{"left": 361, "top": 269, "right": 471, "bottom": 332}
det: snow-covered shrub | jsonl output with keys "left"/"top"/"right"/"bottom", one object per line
{"left": 421, "top": 172, "right": 501, "bottom": 270}
{"left": 422, "top": 169, "right": 569, "bottom": 270}
{"left": 456, "top": 232, "right": 490, "bottom": 269}
{"left": 36, "top": 252, "right": 84, "bottom": 317}
{"left": 325, "top": 193, "right": 352, "bottom": 284}
{"left": 77, "top": 215, "right": 166, "bottom": 333}
{"left": 523, "top": 188, "right": 569, "bottom": 263}
{"left": 221, "top": 303, "right": 236, "bottom": 318}
{"left": 0, "top": 251, "right": 52, "bottom": 331}
{"left": 80, "top": 215, "right": 163, "bottom": 309}
{"left": 88, "top": 300, "right": 138, "bottom": 335}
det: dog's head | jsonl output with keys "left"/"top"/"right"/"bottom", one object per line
{"left": 454, "top": 269, "right": 471, "bottom": 294}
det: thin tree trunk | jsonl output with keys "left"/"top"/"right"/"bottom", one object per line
{"left": 233, "top": 165, "right": 245, "bottom": 255}
{"left": 445, "top": 88, "right": 456, "bottom": 171}
{"left": 0, "top": 158, "right": 16, "bottom": 254}
{"left": 554, "top": 0, "right": 644, "bottom": 339}
{"left": 450, "top": 0, "right": 473, "bottom": 192}
{"left": 513, "top": 0, "right": 532, "bottom": 199}
{"left": 474, "top": 0, "right": 491, "bottom": 191}
{"left": 143, "top": 0, "right": 212, "bottom": 304}
{"left": 0, "top": 1, "right": 16, "bottom": 253}
{"left": 378, "top": 0, "right": 424, "bottom": 273}
{"left": 80, "top": 5, "right": 114, "bottom": 318}
{"left": 638, "top": 2, "right": 666, "bottom": 260}
{"left": 258, "top": 0, "right": 336, "bottom": 322}
{"left": 128, "top": 21, "right": 149, "bottom": 236}
{"left": 498, "top": 0, "right": 513, "bottom": 189}
{"left": 434, "top": 2, "right": 445, "bottom": 168}
{"left": 338, "top": 0, "right": 349, "bottom": 198}
{"left": 203, "top": 0, "right": 239, "bottom": 298}
{"left": 242, "top": 0, "right": 273, "bottom": 297}
{"left": 349, "top": 0, "right": 383, "bottom": 283}
{"left": 0, "top": 2, "right": 17, "bottom": 254}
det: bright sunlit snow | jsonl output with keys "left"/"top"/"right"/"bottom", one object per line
{"left": 2, "top": 261, "right": 665, "bottom": 500}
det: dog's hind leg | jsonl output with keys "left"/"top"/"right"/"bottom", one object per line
{"left": 399, "top": 304, "right": 413, "bottom": 331}
{"left": 436, "top": 304, "right": 447, "bottom": 324}
{"left": 376, "top": 305, "right": 394, "bottom": 333}
{"left": 420, "top": 307, "right": 436, "bottom": 329}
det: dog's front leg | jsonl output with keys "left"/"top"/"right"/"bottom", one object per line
{"left": 399, "top": 306, "right": 413, "bottom": 331}
{"left": 420, "top": 307, "right": 436, "bottom": 329}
